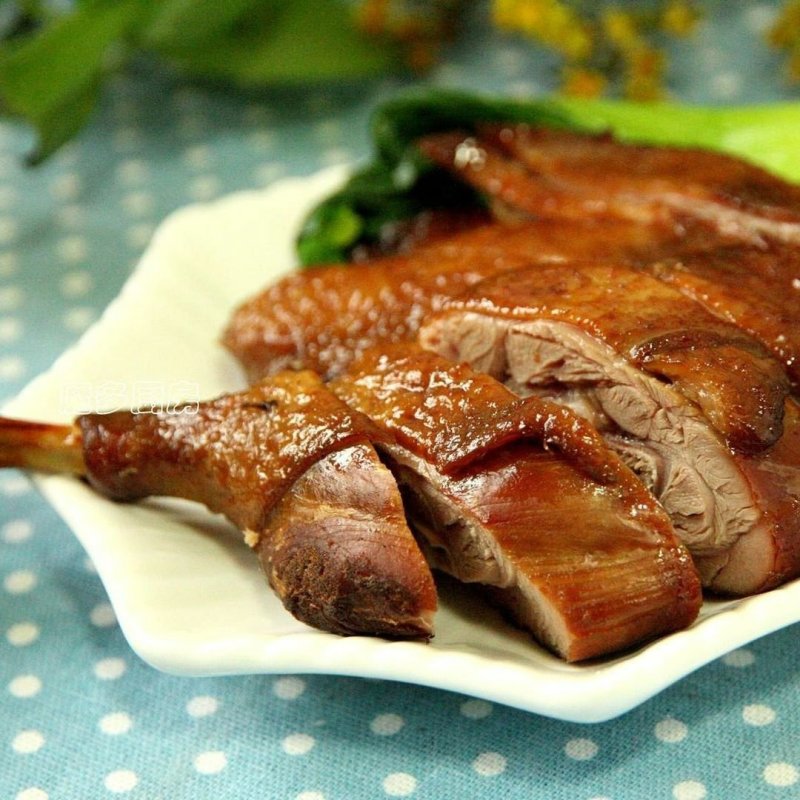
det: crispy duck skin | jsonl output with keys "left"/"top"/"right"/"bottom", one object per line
{"left": 419, "top": 264, "right": 800, "bottom": 594}
{"left": 223, "top": 215, "right": 709, "bottom": 383}
{"left": 0, "top": 373, "right": 437, "bottom": 639}
{"left": 417, "top": 126, "right": 800, "bottom": 245}
{"left": 330, "top": 344, "right": 702, "bottom": 662}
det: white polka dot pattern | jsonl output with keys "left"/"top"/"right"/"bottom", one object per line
{"left": 6, "top": 622, "right": 39, "bottom": 647}
{"left": 472, "top": 752, "right": 507, "bottom": 777}
{"left": 654, "top": 717, "right": 688, "bottom": 743}
{"left": 8, "top": 675, "right": 42, "bottom": 698}
{"left": 672, "top": 781, "right": 707, "bottom": 800}
{"left": 763, "top": 763, "right": 799, "bottom": 787}
{"left": 281, "top": 734, "right": 315, "bottom": 756}
{"left": 565, "top": 738, "right": 599, "bottom": 761}
{"left": 370, "top": 713, "right": 404, "bottom": 736}
{"left": 743, "top": 704, "right": 776, "bottom": 726}
{"left": 460, "top": 699, "right": 493, "bottom": 719}
{"left": 99, "top": 713, "right": 132, "bottom": 735}
{"left": 194, "top": 751, "right": 227, "bottom": 774}
{"left": 2, "top": 519, "right": 32, "bottom": 541}
{"left": 382, "top": 773, "right": 417, "bottom": 797}
{"left": 273, "top": 677, "right": 306, "bottom": 700}
{"left": 722, "top": 649, "right": 755, "bottom": 668}
{"left": 15, "top": 788, "right": 48, "bottom": 800}
{"left": 187, "top": 696, "right": 219, "bottom": 718}
{"left": 93, "top": 658, "right": 126, "bottom": 681}
{"left": 12, "top": 730, "right": 45, "bottom": 754}
{"left": 104, "top": 770, "right": 138, "bottom": 793}
{"left": 4, "top": 570, "right": 37, "bottom": 594}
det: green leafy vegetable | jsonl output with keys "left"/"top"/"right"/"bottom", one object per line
{"left": 0, "top": 0, "right": 141, "bottom": 164}
{"left": 159, "top": 2, "right": 403, "bottom": 86}
{"left": 296, "top": 88, "right": 800, "bottom": 265}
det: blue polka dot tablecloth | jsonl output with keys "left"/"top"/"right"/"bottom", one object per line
{"left": 2, "top": 3, "right": 800, "bottom": 799}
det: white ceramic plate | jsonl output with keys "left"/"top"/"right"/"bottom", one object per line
{"left": 8, "top": 166, "right": 800, "bottom": 723}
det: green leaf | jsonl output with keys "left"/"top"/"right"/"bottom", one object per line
{"left": 0, "top": 0, "right": 142, "bottom": 161}
{"left": 551, "top": 97, "right": 800, "bottom": 181}
{"left": 141, "top": 0, "right": 264, "bottom": 50}
{"left": 26, "top": 78, "right": 100, "bottom": 165}
{"left": 160, "top": 0, "right": 403, "bottom": 86}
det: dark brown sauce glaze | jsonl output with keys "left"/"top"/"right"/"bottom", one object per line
{"left": 224, "top": 215, "right": 702, "bottom": 383}
{"left": 332, "top": 343, "right": 630, "bottom": 483}
{"left": 418, "top": 125, "right": 800, "bottom": 244}
{"left": 645, "top": 243, "right": 800, "bottom": 388}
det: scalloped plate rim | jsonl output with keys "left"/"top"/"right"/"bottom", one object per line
{"left": 6, "top": 164, "right": 800, "bottom": 724}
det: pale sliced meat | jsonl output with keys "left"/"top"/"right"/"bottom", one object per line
{"left": 263, "top": 444, "right": 437, "bottom": 638}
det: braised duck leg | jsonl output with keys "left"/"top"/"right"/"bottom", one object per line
{"left": 0, "top": 372, "right": 437, "bottom": 639}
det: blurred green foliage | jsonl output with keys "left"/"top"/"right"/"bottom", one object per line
{"left": 0, "top": 0, "right": 797, "bottom": 164}
{"left": 0, "top": 0, "right": 414, "bottom": 163}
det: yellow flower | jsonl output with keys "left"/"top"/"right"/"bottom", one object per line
{"left": 661, "top": 0, "right": 699, "bottom": 36}
{"left": 356, "top": 0, "right": 389, "bottom": 36}
{"left": 769, "top": 0, "right": 800, "bottom": 47}
{"left": 602, "top": 8, "right": 639, "bottom": 50}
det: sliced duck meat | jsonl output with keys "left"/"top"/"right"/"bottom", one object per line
{"left": 223, "top": 215, "right": 702, "bottom": 382}
{"left": 419, "top": 264, "right": 800, "bottom": 595}
{"left": 331, "top": 344, "right": 702, "bottom": 662}
{"left": 0, "top": 372, "right": 437, "bottom": 639}
{"left": 417, "top": 126, "right": 800, "bottom": 245}
{"left": 640, "top": 243, "right": 800, "bottom": 388}
{"left": 263, "top": 443, "right": 436, "bottom": 638}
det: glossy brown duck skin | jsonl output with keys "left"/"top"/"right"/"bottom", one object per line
{"left": 0, "top": 373, "right": 437, "bottom": 640}
{"left": 419, "top": 264, "right": 800, "bottom": 594}
{"left": 331, "top": 345, "right": 702, "bottom": 662}
{"left": 417, "top": 127, "right": 800, "bottom": 384}
{"left": 423, "top": 263, "right": 790, "bottom": 454}
{"left": 223, "top": 215, "right": 708, "bottom": 383}
{"left": 417, "top": 126, "right": 800, "bottom": 245}
{"left": 641, "top": 243, "right": 800, "bottom": 389}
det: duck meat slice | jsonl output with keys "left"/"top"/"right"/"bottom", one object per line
{"left": 0, "top": 371, "right": 437, "bottom": 639}
{"left": 640, "top": 242, "right": 800, "bottom": 389}
{"left": 417, "top": 126, "right": 800, "bottom": 245}
{"left": 419, "top": 263, "right": 800, "bottom": 594}
{"left": 330, "top": 344, "right": 701, "bottom": 662}
{"left": 223, "top": 215, "right": 701, "bottom": 383}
